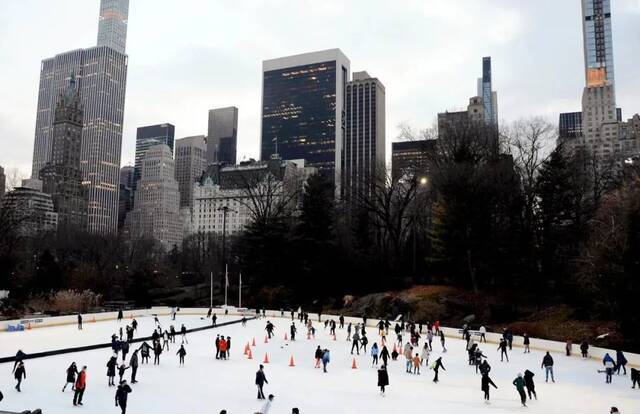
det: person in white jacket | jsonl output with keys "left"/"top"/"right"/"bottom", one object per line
{"left": 479, "top": 326, "right": 487, "bottom": 343}
{"left": 257, "top": 394, "right": 274, "bottom": 414}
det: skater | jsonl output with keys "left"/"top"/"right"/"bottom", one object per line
{"left": 212, "top": 313, "right": 218, "bottom": 326}
{"left": 12, "top": 350, "right": 26, "bottom": 373}
{"left": 121, "top": 341, "right": 130, "bottom": 362}
{"left": 290, "top": 323, "right": 297, "bottom": 341}
{"left": 339, "top": 315, "right": 344, "bottom": 329}
{"left": 403, "top": 343, "right": 413, "bottom": 373}
{"left": 117, "top": 308, "right": 123, "bottom": 323}
{"left": 138, "top": 341, "right": 151, "bottom": 364}
{"left": 242, "top": 316, "right": 247, "bottom": 327}
{"left": 78, "top": 313, "right": 83, "bottom": 330}
{"left": 524, "top": 369, "right": 537, "bottom": 400}
{"left": 180, "top": 324, "right": 188, "bottom": 344}
{"left": 541, "top": 351, "right": 555, "bottom": 382}
{"left": 380, "top": 345, "right": 390, "bottom": 366}
{"left": 73, "top": 366, "right": 87, "bottom": 406}
{"left": 371, "top": 343, "right": 379, "bottom": 366}
{"left": 115, "top": 380, "right": 132, "bottom": 414}
{"left": 215, "top": 335, "right": 221, "bottom": 359}
{"left": 351, "top": 331, "right": 361, "bottom": 355}
{"left": 481, "top": 373, "right": 497, "bottom": 403}
{"left": 207, "top": 308, "right": 212, "bottom": 318}
{"left": 265, "top": 321, "right": 275, "bottom": 339}
{"left": 131, "top": 318, "right": 138, "bottom": 332}
{"left": 321, "top": 349, "right": 330, "bottom": 373}
{"left": 361, "top": 334, "right": 369, "bottom": 354}
{"left": 219, "top": 337, "right": 228, "bottom": 360}
{"left": 177, "top": 345, "right": 187, "bottom": 365}
{"left": 412, "top": 353, "right": 421, "bottom": 375}
{"left": 432, "top": 357, "right": 445, "bottom": 383}
{"left": 347, "top": 323, "right": 352, "bottom": 341}
{"left": 255, "top": 365, "right": 268, "bottom": 400}
{"left": 603, "top": 353, "right": 615, "bottom": 383}
{"left": 631, "top": 367, "right": 640, "bottom": 388}
{"left": 107, "top": 355, "right": 118, "bottom": 386}
{"left": 162, "top": 329, "right": 170, "bottom": 350}
{"left": 480, "top": 359, "right": 491, "bottom": 375}
{"left": 391, "top": 347, "right": 399, "bottom": 361}
{"left": 439, "top": 330, "right": 446, "bottom": 352}
{"left": 171, "top": 306, "right": 177, "bottom": 321}
{"left": 513, "top": 373, "right": 527, "bottom": 407}
{"left": 378, "top": 364, "right": 389, "bottom": 395}
{"left": 566, "top": 340, "right": 572, "bottom": 356}
{"left": 257, "top": 394, "right": 274, "bottom": 414}
{"left": 153, "top": 341, "right": 162, "bottom": 365}
{"left": 610, "top": 407, "right": 619, "bottom": 414}
{"left": 170, "top": 325, "right": 177, "bottom": 343}
{"left": 14, "top": 361, "right": 26, "bottom": 392}
{"left": 63, "top": 362, "right": 78, "bottom": 392}
{"left": 580, "top": 340, "right": 589, "bottom": 358}
{"left": 314, "top": 346, "right": 323, "bottom": 369}
{"left": 117, "top": 362, "right": 129, "bottom": 383}
{"left": 129, "top": 350, "right": 139, "bottom": 383}
{"left": 421, "top": 343, "right": 430, "bottom": 366}
{"left": 427, "top": 330, "right": 433, "bottom": 350}
{"left": 615, "top": 350, "right": 627, "bottom": 375}
{"left": 479, "top": 325, "right": 487, "bottom": 342}
{"left": 497, "top": 338, "right": 509, "bottom": 362}
{"left": 523, "top": 333, "right": 531, "bottom": 353}
{"left": 226, "top": 336, "right": 232, "bottom": 357}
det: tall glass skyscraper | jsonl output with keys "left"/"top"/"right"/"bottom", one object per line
{"left": 476, "top": 57, "right": 498, "bottom": 126}
{"left": 133, "top": 124, "right": 175, "bottom": 194}
{"left": 261, "top": 49, "right": 350, "bottom": 191}
{"left": 97, "top": 0, "right": 129, "bottom": 54}
{"left": 207, "top": 107, "right": 238, "bottom": 165}
{"left": 582, "top": 0, "right": 614, "bottom": 88}
{"left": 31, "top": 0, "right": 129, "bottom": 234}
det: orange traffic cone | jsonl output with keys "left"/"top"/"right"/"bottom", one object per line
{"left": 244, "top": 343, "right": 250, "bottom": 355}
{"left": 247, "top": 349, "right": 253, "bottom": 359}
{"left": 263, "top": 353, "right": 270, "bottom": 364}
{"left": 284, "top": 333, "right": 288, "bottom": 341}
{"left": 351, "top": 358, "right": 357, "bottom": 369}
{"left": 289, "top": 356, "right": 295, "bottom": 367}
{"left": 264, "top": 336, "right": 269, "bottom": 344}
{"left": 252, "top": 338, "right": 256, "bottom": 347}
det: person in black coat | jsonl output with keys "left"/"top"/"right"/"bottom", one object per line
{"left": 524, "top": 369, "right": 537, "bottom": 400}
{"left": 138, "top": 342, "right": 151, "bottom": 364}
{"left": 523, "top": 333, "right": 531, "bottom": 353}
{"left": 377, "top": 364, "right": 389, "bottom": 395}
{"left": 380, "top": 345, "right": 390, "bottom": 366}
{"left": 481, "top": 373, "right": 497, "bottom": 402}
{"left": 432, "top": 357, "right": 445, "bottom": 383}
{"left": 115, "top": 380, "right": 132, "bottom": 414}
{"left": 63, "top": 362, "right": 78, "bottom": 392}
{"left": 631, "top": 367, "right": 640, "bottom": 389}
{"left": 107, "top": 355, "right": 118, "bottom": 386}
{"left": 14, "top": 361, "right": 26, "bottom": 392}
{"left": 13, "top": 350, "right": 26, "bottom": 373}
{"left": 497, "top": 339, "right": 509, "bottom": 362}
{"left": 77, "top": 313, "right": 83, "bottom": 330}
{"left": 615, "top": 350, "right": 628, "bottom": 375}
{"left": 255, "top": 365, "right": 268, "bottom": 399}
{"left": 129, "top": 350, "right": 139, "bottom": 383}
{"left": 177, "top": 345, "right": 187, "bottom": 365}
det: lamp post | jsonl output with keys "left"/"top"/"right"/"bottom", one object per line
{"left": 217, "top": 205, "right": 236, "bottom": 306}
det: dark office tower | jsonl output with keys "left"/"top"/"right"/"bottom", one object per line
{"left": 558, "top": 112, "right": 584, "bottom": 144}
{"left": 39, "top": 76, "right": 88, "bottom": 229}
{"left": 97, "top": 0, "right": 129, "bottom": 54}
{"left": 476, "top": 57, "right": 499, "bottom": 126}
{"left": 582, "top": 0, "right": 615, "bottom": 88}
{"left": 133, "top": 124, "right": 175, "bottom": 194}
{"left": 391, "top": 140, "right": 437, "bottom": 184}
{"left": 261, "top": 49, "right": 350, "bottom": 193}
{"left": 118, "top": 165, "right": 133, "bottom": 230}
{"left": 342, "top": 71, "right": 385, "bottom": 200}
{"left": 175, "top": 135, "right": 207, "bottom": 208}
{"left": 206, "top": 107, "right": 238, "bottom": 165}
{"left": 31, "top": 0, "right": 129, "bottom": 234}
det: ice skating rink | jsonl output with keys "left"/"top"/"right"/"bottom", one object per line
{"left": 0, "top": 314, "right": 638, "bottom": 413}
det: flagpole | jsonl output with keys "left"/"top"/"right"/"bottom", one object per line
{"left": 224, "top": 264, "right": 228, "bottom": 307}
{"left": 239, "top": 273, "right": 242, "bottom": 308}
{"left": 209, "top": 271, "right": 213, "bottom": 309}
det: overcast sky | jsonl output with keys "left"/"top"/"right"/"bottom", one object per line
{"left": 1, "top": 0, "right": 639, "bottom": 178}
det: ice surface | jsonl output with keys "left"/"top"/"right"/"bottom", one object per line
{"left": 0, "top": 314, "right": 638, "bottom": 413}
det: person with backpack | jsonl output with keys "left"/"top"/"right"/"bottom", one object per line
{"left": 432, "top": 357, "right": 445, "bottom": 383}
{"left": 63, "top": 362, "right": 78, "bottom": 392}
{"left": 513, "top": 373, "right": 527, "bottom": 407}
{"left": 603, "top": 353, "right": 615, "bottom": 384}
{"left": 115, "top": 380, "right": 132, "bottom": 414}
{"left": 541, "top": 351, "right": 555, "bottom": 382}
{"left": 377, "top": 364, "right": 389, "bottom": 396}
{"left": 73, "top": 366, "right": 87, "bottom": 406}
{"left": 481, "top": 372, "right": 497, "bottom": 403}
{"left": 138, "top": 342, "right": 151, "bottom": 364}
{"left": 524, "top": 369, "right": 537, "bottom": 400}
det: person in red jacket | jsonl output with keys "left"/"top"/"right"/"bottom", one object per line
{"left": 219, "top": 338, "right": 228, "bottom": 360}
{"left": 73, "top": 366, "right": 87, "bottom": 406}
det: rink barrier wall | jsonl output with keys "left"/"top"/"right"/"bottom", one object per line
{"left": 0, "top": 311, "right": 254, "bottom": 364}
{"left": 257, "top": 309, "right": 640, "bottom": 367}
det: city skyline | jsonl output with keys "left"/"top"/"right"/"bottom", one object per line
{"left": 1, "top": 0, "right": 639, "bottom": 177}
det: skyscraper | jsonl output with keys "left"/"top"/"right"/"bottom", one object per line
{"left": 1, "top": 179, "right": 58, "bottom": 236}
{"left": 391, "top": 140, "right": 437, "bottom": 184}
{"left": 126, "top": 145, "right": 182, "bottom": 250}
{"left": 175, "top": 135, "right": 207, "bottom": 208}
{"left": 207, "top": 107, "right": 238, "bottom": 165}
{"left": 133, "top": 124, "right": 175, "bottom": 194}
{"left": 31, "top": 0, "right": 129, "bottom": 234}
{"left": 261, "top": 49, "right": 350, "bottom": 193}
{"left": 476, "top": 57, "right": 498, "bottom": 126}
{"left": 0, "top": 166, "right": 5, "bottom": 201}
{"left": 582, "top": 0, "right": 615, "bottom": 88}
{"left": 342, "top": 71, "right": 385, "bottom": 200}
{"left": 39, "top": 76, "right": 88, "bottom": 229}
{"left": 97, "top": 0, "right": 129, "bottom": 54}
{"left": 118, "top": 165, "right": 134, "bottom": 230}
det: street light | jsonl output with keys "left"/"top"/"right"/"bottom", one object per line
{"left": 217, "top": 205, "right": 236, "bottom": 307}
